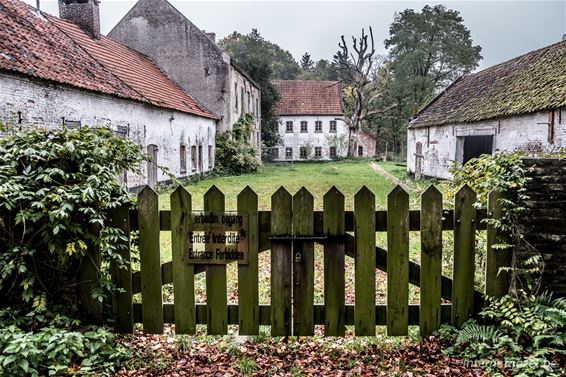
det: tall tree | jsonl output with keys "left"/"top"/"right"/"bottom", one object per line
{"left": 300, "top": 52, "right": 314, "bottom": 70}
{"left": 335, "top": 27, "right": 387, "bottom": 157}
{"left": 385, "top": 5, "right": 482, "bottom": 114}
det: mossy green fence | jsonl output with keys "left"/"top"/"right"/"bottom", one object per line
{"left": 108, "top": 184, "right": 510, "bottom": 337}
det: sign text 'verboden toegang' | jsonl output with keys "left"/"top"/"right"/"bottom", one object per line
{"left": 187, "top": 212, "right": 248, "bottom": 264}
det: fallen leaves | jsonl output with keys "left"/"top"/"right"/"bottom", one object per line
{"left": 113, "top": 326, "right": 489, "bottom": 376}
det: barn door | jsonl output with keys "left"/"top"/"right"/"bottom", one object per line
{"left": 147, "top": 144, "right": 158, "bottom": 189}
{"left": 415, "top": 142, "right": 423, "bottom": 179}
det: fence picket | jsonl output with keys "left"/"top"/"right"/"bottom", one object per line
{"left": 204, "top": 186, "right": 228, "bottom": 335}
{"left": 237, "top": 186, "right": 259, "bottom": 335}
{"left": 486, "top": 190, "right": 510, "bottom": 298}
{"left": 171, "top": 186, "right": 196, "bottom": 334}
{"left": 323, "top": 187, "right": 345, "bottom": 336}
{"left": 354, "top": 186, "right": 376, "bottom": 336}
{"left": 271, "top": 187, "right": 293, "bottom": 336}
{"left": 452, "top": 185, "right": 477, "bottom": 327}
{"left": 293, "top": 187, "right": 315, "bottom": 336}
{"left": 420, "top": 186, "right": 443, "bottom": 336}
{"left": 387, "top": 185, "right": 409, "bottom": 336}
{"left": 138, "top": 186, "right": 163, "bottom": 334}
{"left": 109, "top": 204, "right": 133, "bottom": 333}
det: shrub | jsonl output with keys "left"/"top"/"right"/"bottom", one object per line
{"left": 215, "top": 113, "right": 261, "bottom": 175}
{"left": 0, "top": 308, "right": 129, "bottom": 376}
{"left": 0, "top": 125, "right": 144, "bottom": 314}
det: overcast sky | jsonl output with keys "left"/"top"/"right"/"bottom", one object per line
{"left": 26, "top": 0, "right": 566, "bottom": 70}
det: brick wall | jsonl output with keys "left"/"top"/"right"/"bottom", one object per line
{"left": 521, "top": 158, "right": 566, "bottom": 297}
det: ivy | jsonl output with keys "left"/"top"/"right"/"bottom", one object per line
{"left": 214, "top": 113, "right": 261, "bottom": 175}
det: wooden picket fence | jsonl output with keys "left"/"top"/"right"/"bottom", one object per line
{"left": 107, "top": 184, "right": 510, "bottom": 337}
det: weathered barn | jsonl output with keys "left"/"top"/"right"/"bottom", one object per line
{"left": 0, "top": 0, "right": 218, "bottom": 189}
{"left": 407, "top": 40, "right": 566, "bottom": 179}
{"left": 108, "top": 0, "right": 261, "bottom": 146}
{"left": 273, "top": 80, "right": 375, "bottom": 161}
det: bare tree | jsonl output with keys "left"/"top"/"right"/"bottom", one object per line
{"left": 335, "top": 27, "right": 388, "bottom": 157}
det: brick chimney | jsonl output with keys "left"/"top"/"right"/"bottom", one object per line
{"left": 58, "top": 0, "right": 101, "bottom": 39}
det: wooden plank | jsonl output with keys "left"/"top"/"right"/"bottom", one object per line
{"left": 354, "top": 186, "right": 376, "bottom": 336}
{"left": 109, "top": 204, "right": 133, "bottom": 333}
{"left": 237, "top": 186, "right": 259, "bottom": 335}
{"left": 132, "top": 303, "right": 453, "bottom": 326}
{"left": 420, "top": 186, "right": 443, "bottom": 336}
{"left": 486, "top": 190, "right": 510, "bottom": 298}
{"left": 130, "top": 208, "right": 489, "bottom": 233}
{"left": 79, "top": 224, "right": 102, "bottom": 324}
{"left": 138, "top": 186, "right": 163, "bottom": 334}
{"left": 171, "top": 186, "right": 195, "bottom": 334}
{"left": 270, "top": 187, "right": 293, "bottom": 336}
{"left": 204, "top": 186, "right": 228, "bottom": 335}
{"left": 387, "top": 185, "right": 409, "bottom": 336}
{"left": 293, "top": 187, "right": 315, "bottom": 336}
{"left": 323, "top": 187, "right": 345, "bottom": 336}
{"left": 452, "top": 185, "right": 477, "bottom": 327}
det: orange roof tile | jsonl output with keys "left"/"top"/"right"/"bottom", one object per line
{"left": 0, "top": 0, "right": 216, "bottom": 119}
{"left": 273, "top": 80, "right": 344, "bottom": 116}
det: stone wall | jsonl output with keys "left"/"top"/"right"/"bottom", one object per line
{"left": 521, "top": 158, "right": 566, "bottom": 297}
{"left": 0, "top": 72, "right": 216, "bottom": 189}
{"left": 407, "top": 108, "right": 566, "bottom": 179}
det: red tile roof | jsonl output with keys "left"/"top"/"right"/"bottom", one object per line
{"left": 0, "top": 0, "right": 215, "bottom": 119}
{"left": 273, "top": 80, "right": 344, "bottom": 115}
{"left": 409, "top": 40, "right": 566, "bottom": 128}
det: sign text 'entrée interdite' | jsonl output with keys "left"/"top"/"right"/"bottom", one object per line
{"left": 187, "top": 211, "right": 248, "bottom": 264}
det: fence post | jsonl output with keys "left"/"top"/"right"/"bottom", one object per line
{"left": 109, "top": 204, "right": 133, "bottom": 333}
{"left": 238, "top": 186, "right": 259, "bottom": 335}
{"left": 452, "top": 185, "right": 477, "bottom": 327}
{"left": 323, "top": 186, "right": 345, "bottom": 336}
{"left": 293, "top": 187, "right": 315, "bottom": 336}
{"left": 138, "top": 186, "right": 163, "bottom": 334}
{"left": 271, "top": 187, "right": 293, "bottom": 336}
{"left": 354, "top": 186, "right": 376, "bottom": 336}
{"left": 486, "top": 190, "right": 510, "bottom": 298}
{"left": 420, "top": 185, "right": 443, "bottom": 336}
{"left": 387, "top": 185, "right": 409, "bottom": 336}
{"left": 171, "top": 186, "right": 196, "bottom": 334}
{"left": 79, "top": 224, "right": 102, "bottom": 324}
{"left": 204, "top": 185, "right": 227, "bottom": 335}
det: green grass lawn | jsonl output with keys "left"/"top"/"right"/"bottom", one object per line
{"left": 158, "top": 160, "right": 409, "bottom": 211}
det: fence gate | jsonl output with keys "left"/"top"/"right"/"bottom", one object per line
{"left": 107, "top": 184, "right": 510, "bottom": 337}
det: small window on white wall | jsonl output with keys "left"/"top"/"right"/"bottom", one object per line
{"left": 286, "top": 121, "right": 293, "bottom": 133}
{"left": 180, "top": 145, "right": 187, "bottom": 174}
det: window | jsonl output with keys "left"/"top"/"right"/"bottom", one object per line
{"left": 256, "top": 98, "right": 259, "bottom": 116}
{"left": 461, "top": 135, "right": 493, "bottom": 164}
{"left": 208, "top": 145, "right": 213, "bottom": 168}
{"left": 180, "top": 145, "right": 187, "bottom": 174}
{"left": 329, "top": 120, "right": 337, "bottom": 133}
{"left": 315, "top": 147, "right": 322, "bottom": 158}
{"left": 300, "top": 121, "right": 308, "bottom": 133}
{"left": 241, "top": 88, "right": 245, "bottom": 113}
{"left": 285, "top": 147, "right": 293, "bottom": 159}
{"left": 300, "top": 147, "right": 308, "bottom": 159}
{"left": 286, "top": 121, "right": 293, "bottom": 133}
{"left": 315, "top": 121, "right": 322, "bottom": 133}
{"left": 273, "top": 148, "right": 279, "bottom": 159}
{"left": 198, "top": 146, "right": 203, "bottom": 170}
{"left": 191, "top": 146, "right": 197, "bottom": 171}
{"left": 329, "top": 146, "right": 337, "bottom": 158}
{"left": 234, "top": 83, "right": 238, "bottom": 111}
{"left": 358, "top": 146, "right": 364, "bottom": 156}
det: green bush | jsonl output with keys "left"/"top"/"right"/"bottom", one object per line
{"left": 0, "top": 309, "right": 129, "bottom": 376}
{"left": 0, "top": 125, "right": 144, "bottom": 313}
{"left": 441, "top": 292, "right": 566, "bottom": 376}
{"left": 215, "top": 113, "right": 261, "bottom": 175}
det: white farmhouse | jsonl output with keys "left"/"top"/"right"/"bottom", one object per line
{"left": 0, "top": 0, "right": 218, "bottom": 190}
{"left": 273, "top": 80, "right": 375, "bottom": 160}
{"left": 407, "top": 40, "right": 566, "bottom": 179}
